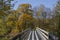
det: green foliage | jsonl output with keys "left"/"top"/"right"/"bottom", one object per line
{"left": 0, "top": 0, "right": 14, "bottom": 16}
{"left": 0, "top": 0, "right": 14, "bottom": 11}
{"left": 0, "top": 18, "right": 6, "bottom": 35}
{"left": 55, "top": 0, "right": 60, "bottom": 39}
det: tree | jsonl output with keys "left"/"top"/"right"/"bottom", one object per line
{"left": 5, "top": 10, "right": 18, "bottom": 33}
{"left": 0, "top": 0, "right": 14, "bottom": 16}
{"left": 17, "top": 4, "right": 33, "bottom": 15}
{"left": 16, "top": 14, "right": 34, "bottom": 32}
{"left": 14, "top": 4, "right": 36, "bottom": 32}
{"left": 55, "top": 0, "right": 60, "bottom": 40}
{"left": 33, "top": 5, "right": 47, "bottom": 28}
{"left": 0, "top": 0, "right": 14, "bottom": 40}
{"left": 7, "top": 4, "right": 34, "bottom": 38}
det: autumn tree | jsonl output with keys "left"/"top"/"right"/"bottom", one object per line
{"left": 5, "top": 10, "right": 19, "bottom": 33}
{"left": 17, "top": 4, "right": 33, "bottom": 15}
{"left": 15, "top": 4, "right": 35, "bottom": 32}
{"left": 0, "top": 0, "right": 15, "bottom": 40}
{"left": 16, "top": 14, "right": 34, "bottom": 32}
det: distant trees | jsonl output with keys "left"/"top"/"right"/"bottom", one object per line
{"left": 33, "top": 5, "right": 45, "bottom": 27}
{"left": 33, "top": 5, "right": 51, "bottom": 31}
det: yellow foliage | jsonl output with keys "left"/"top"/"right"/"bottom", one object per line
{"left": 16, "top": 13, "right": 34, "bottom": 31}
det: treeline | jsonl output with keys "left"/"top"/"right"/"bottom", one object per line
{"left": 0, "top": 0, "right": 60, "bottom": 40}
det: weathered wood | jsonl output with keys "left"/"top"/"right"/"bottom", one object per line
{"left": 11, "top": 28, "right": 31, "bottom": 40}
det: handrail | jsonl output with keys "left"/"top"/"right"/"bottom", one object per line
{"left": 10, "top": 27, "right": 58, "bottom": 40}
{"left": 10, "top": 28, "right": 31, "bottom": 40}
{"left": 37, "top": 27, "right": 58, "bottom": 40}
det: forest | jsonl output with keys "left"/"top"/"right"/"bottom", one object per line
{"left": 0, "top": 0, "right": 60, "bottom": 40}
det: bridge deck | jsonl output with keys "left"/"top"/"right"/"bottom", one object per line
{"left": 11, "top": 27, "right": 58, "bottom": 40}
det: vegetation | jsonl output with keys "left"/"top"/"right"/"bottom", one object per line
{"left": 0, "top": 0, "right": 60, "bottom": 40}
{"left": 55, "top": 0, "right": 60, "bottom": 40}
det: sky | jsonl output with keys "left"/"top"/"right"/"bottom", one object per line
{"left": 13, "top": 0, "right": 58, "bottom": 10}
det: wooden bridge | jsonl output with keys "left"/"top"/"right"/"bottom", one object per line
{"left": 10, "top": 27, "right": 58, "bottom": 40}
